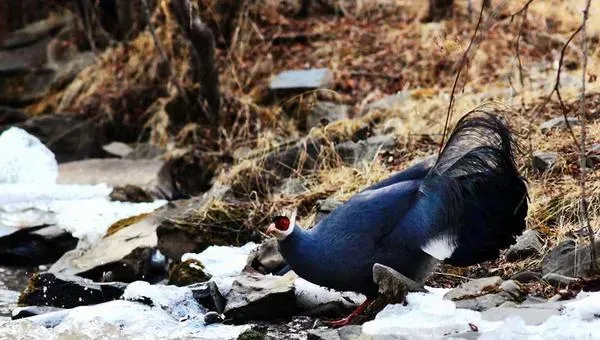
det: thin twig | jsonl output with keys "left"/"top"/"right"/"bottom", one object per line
{"left": 438, "top": 2, "right": 486, "bottom": 155}
{"left": 578, "top": 0, "right": 596, "bottom": 273}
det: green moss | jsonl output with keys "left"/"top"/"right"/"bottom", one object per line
{"left": 104, "top": 213, "right": 150, "bottom": 238}
{"left": 168, "top": 259, "right": 212, "bottom": 286}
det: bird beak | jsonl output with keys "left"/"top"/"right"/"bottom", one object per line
{"left": 266, "top": 223, "right": 276, "bottom": 236}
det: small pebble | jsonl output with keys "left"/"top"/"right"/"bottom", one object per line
{"left": 204, "top": 311, "right": 223, "bottom": 325}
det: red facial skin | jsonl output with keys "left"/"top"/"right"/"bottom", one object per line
{"left": 273, "top": 216, "right": 290, "bottom": 231}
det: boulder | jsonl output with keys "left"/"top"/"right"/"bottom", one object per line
{"left": 542, "top": 273, "right": 579, "bottom": 287}
{"left": 224, "top": 272, "right": 296, "bottom": 321}
{"left": 189, "top": 281, "right": 226, "bottom": 314}
{"left": 269, "top": 68, "right": 333, "bottom": 98}
{"left": 481, "top": 301, "right": 566, "bottom": 326}
{"left": 540, "top": 116, "right": 581, "bottom": 133}
{"left": 18, "top": 272, "right": 126, "bottom": 309}
{"left": 505, "top": 229, "right": 543, "bottom": 262}
{"left": 541, "top": 239, "right": 600, "bottom": 277}
{"left": 57, "top": 158, "right": 174, "bottom": 199}
{"left": 0, "top": 225, "right": 77, "bottom": 266}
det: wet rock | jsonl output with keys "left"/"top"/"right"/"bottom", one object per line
{"left": 307, "top": 326, "right": 363, "bottom": 340}
{"left": 506, "top": 229, "right": 543, "bottom": 262}
{"left": 49, "top": 201, "right": 186, "bottom": 282}
{"left": 11, "top": 305, "right": 65, "bottom": 320}
{"left": 168, "top": 259, "right": 212, "bottom": 286}
{"left": 444, "top": 276, "right": 503, "bottom": 301}
{"left": 542, "top": 273, "right": 579, "bottom": 287}
{"left": 109, "top": 185, "right": 154, "bottom": 203}
{"left": 541, "top": 239, "right": 600, "bottom": 277}
{"left": 102, "top": 142, "right": 134, "bottom": 158}
{"left": 190, "top": 281, "right": 226, "bottom": 313}
{"left": 57, "top": 158, "right": 174, "bottom": 199}
{"left": 532, "top": 152, "right": 559, "bottom": 173}
{"left": 17, "top": 114, "right": 104, "bottom": 163}
{"left": 246, "top": 238, "right": 287, "bottom": 275}
{"left": 18, "top": 273, "right": 126, "bottom": 309}
{"left": 306, "top": 102, "right": 349, "bottom": 130}
{"left": 373, "top": 263, "right": 426, "bottom": 295}
{"left": 540, "top": 116, "right": 581, "bottom": 132}
{"left": 0, "top": 225, "right": 77, "bottom": 266}
{"left": 204, "top": 311, "right": 223, "bottom": 325}
{"left": 359, "top": 91, "right": 411, "bottom": 116}
{"left": 510, "top": 270, "right": 542, "bottom": 283}
{"left": 499, "top": 280, "right": 522, "bottom": 298}
{"left": 269, "top": 68, "right": 333, "bottom": 98}
{"left": 224, "top": 272, "right": 296, "bottom": 322}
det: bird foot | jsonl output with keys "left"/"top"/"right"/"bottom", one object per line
{"left": 323, "top": 298, "right": 373, "bottom": 328}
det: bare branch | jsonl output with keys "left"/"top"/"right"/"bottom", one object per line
{"left": 578, "top": 0, "right": 596, "bottom": 273}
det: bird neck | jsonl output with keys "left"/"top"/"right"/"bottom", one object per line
{"left": 279, "top": 226, "right": 325, "bottom": 279}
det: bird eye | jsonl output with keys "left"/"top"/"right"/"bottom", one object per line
{"left": 273, "top": 216, "right": 290, "bottom": 231}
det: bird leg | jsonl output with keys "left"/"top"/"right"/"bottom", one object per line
{"left": 323, "top": 298, "right": 374, "bottom": 328}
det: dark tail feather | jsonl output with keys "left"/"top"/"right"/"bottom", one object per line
{"left": 418, "top": 106, "right": 528, "bottom": 266}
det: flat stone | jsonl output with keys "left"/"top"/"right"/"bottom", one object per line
{"left": 307, "top": 326, "right": 364, "bottom": 340}
{"left": 18, "top": 273, "right": 126, "bottom": 309}
{"left": 0, "top": 224, "right": 77, "bottom": 266}
{"left": 481, "top": 301, "right": 565, "bottom": 326}
{"left": 532, "top": 152, "right": 559, "bottom": 173}
{"left": 541, "top": 239, "right": 600, "bottom": 277}
{"left": 444, "top": 276, "right": 503, "bottom": 301}
{"left": 510, "top": 271, "right": 542, "bottom": 283}
{"left": 224, "top": 272, "right": 296, "bottom": 321}
{"left": 540, "top": 116, "right": 581, "bottom": 132}
{"left": 57, "top": 158, "right": 173, "bottom": 199}
{"left": 269, "top": 68, "right": 333, "bottom": 91}
{"left": 11, "top": 306, "right": 65, "bottom": 320}
{"left": 542, "top": 273, "right": 579, "bottom": 287}
{"left": 506, "top": 229, "right": 543, "bottom": 262}
{"left": 335, "top": 134, "right": 395, "bottom": 166}
{"left": 359, "top": 91, "right": 411, "bottom": 116}
{"left": 102, "top": 142, "right": 134, "bottom": 158}
{"left": 454, "top": 292, "right": 511, "bottom": 312}
{"left": 49, "top": 201, "right": 187, "bottom": 282}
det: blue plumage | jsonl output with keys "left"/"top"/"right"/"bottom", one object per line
{"left": 276, "top": 109, "right": 528, "bottom": 297}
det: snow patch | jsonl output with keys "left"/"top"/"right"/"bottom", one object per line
{"left": 294, "top": 278, "right": 366, "bottom": 310}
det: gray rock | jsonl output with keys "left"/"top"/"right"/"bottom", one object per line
{"left": 17, "top": 114, "right": 104, "bottom": 163}
{"left": 57, "top": 158, "right": 173, "bottom": 199}
{"left": 125, "top": 143, "right": 164, "bottom": 160}
{"left": 49, "top": 201, "right": 187, "bottom": 282}
{"left": 0, "top": 15, "right": 72, "bottom": 50}
{"left": 307, "top": 326, "right": 364, "bottom": 340}
{"left": 444, "top": 276, "right": 503, "bottom": 301}
{"left": 269, "top": 68, "right": 333, "bottom": 92}
{"left": 540, "top": 116, "right": 581, "bottom": 132}
{"left": 542, "top": 273, "right": 579, "bottom": 287}
{"left": 102, "top": 142, "right": 134, "bottom": 158}
{"left": 481, "top": 301, "right": 566, "bottom": 326}
{"left": 18, "top": 273, "right": 126, "bottom": 309}
{"left": 11, "top": 306, "right": 65, "bottom": 320}
{"left": 360, "top": 91, "right": 411, "bottom": 116}
{"left": 306, "top": 102, "right": 349, "bottom": 130}
{"left": 521, "top": 296, "right": 548, "bottom": 305}
{"left": 224, "top": 272, "right": 296, "bottom": 321}
{"left": 541, "top": 239, "right": 600, "bottom": 277}
{"left": 190, "top": 281, "right": 226, "bottom": 314}
{"left": 0, "top": 106, "right": 28, "bottom": 125}
{"left": 506, "top": 229, "right": 543, "bottom": 262}
{"left": 335, "top": 134, "right": 395, "bottom": 166}
{"left": 372, "top": 263, "right": 427, "bottom": 295}
{"left": 246, "top": 238, "right": 287, "bottom": 275}
{"left": 454, "top": 292, "right": 512, "bottom": 312}
{"left": 499, "top": 280, "right": 522, "bottom": 298}
{"left": 532, "top": 152, "right": 559, "bottom": 173}
{"left": 510, "top": 271, "right": 542, "bottom": 283}
{"left": 314, "top": 198, "right": 344, "bottom": 224}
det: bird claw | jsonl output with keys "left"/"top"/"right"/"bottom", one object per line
{"left": 324, "top": 316, "right": 354, "bottom": 328}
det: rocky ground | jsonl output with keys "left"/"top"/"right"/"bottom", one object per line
{"left": 1, "top": 0, "right": 600, "bottom": 339}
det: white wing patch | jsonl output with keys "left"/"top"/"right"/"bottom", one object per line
{"left": 421, "top": 234, "right": 457, "bottom": 260}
